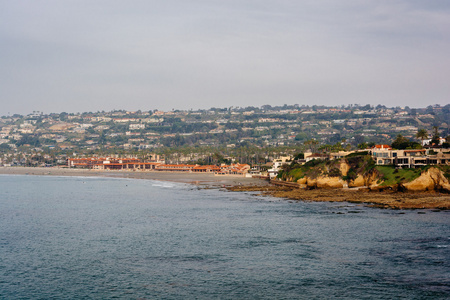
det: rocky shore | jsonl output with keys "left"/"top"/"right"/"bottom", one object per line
{"left": 260, "top": 157, "right": 450, "bottom": 209}
{"left": 2, "top": 166, "right": 449, "bottom": 210}
{"left": 0, "top": 166, "right": 267, "bottom": 188}
{"left": 227, "top": 185, "right": 450, "bottom": 210}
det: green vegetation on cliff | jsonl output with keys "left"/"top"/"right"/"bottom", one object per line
{"left": 278, "top": 158, "right": 341, "bottom": 182}
{"left": 278, "top": 152, "right": 375, "bottom": 183}
{"left": 343, "top": 152, "right": 375, "bottom": 182}
{"left": 277, "top": 154, "right": 450, "bottom": 188}
{"left": 375, "top": 166, "right": 423, "bottom": 186}
{"left": 437, "top": 165, "right": 450, "bottom": 181}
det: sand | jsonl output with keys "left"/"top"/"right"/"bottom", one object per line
{"left": 0, "top": 167, "right": 268, "bottom": 188}
{"left": 3, "top": 167, "right": 449, "bottom": 210}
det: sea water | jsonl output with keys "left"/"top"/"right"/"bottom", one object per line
{"left": 0, "top": 175, "right": 449, "bottom": 299}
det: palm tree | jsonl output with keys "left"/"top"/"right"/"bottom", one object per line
{"left": 310, "top": 139, "right": 319, "bottom": 153}
{"left": 433, "top": 126, "right": 439, "bottom": 137}
{"left": 416, "top": 129, "right": 428, "bottom": 145}
{"left": 431, "top": 126, "right": 440, "bottom": 145}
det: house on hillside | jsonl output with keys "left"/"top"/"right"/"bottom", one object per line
{"left": 371, "top": 145, "right": 450, "bottom": 168}
{"left": 304, "top": 153, "right": 329, "bottom": 162}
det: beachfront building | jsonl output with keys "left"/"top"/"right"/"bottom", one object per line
{"left": 68, "top": 157, "right": 141, "bottom": 168}
{"left": 192, "top": 165, "right": 221, "bottom": 173}
{"left": 67, "top": 157, "right": 249, "bottom": 176}
{"left": 215, "top": 163, "right": 251, "bottom": 176}
{"left": 154, "top": 164, "right": 196, "bottom": 172}
{"left": 97, "top": 162, "right": 161, "bottom": 170}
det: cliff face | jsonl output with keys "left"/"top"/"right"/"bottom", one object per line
{"left": 295, "top": 161, "right": 346, "bottom": 188}
{"left": 403, "top": 167, "right": 450, "bottom": 192}
{"left": 294, "top": 161, "right": 380, "bottom": 189}
{"left": 304, "top": 176, "right": 345, "bottom": 189}
{"left": 348, "top": 172, "right": 380, "bottom": 188}
{"left": 287, "top": 158, "right": 450, "bottom": 193}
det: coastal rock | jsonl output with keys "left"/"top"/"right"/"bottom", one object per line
{"left": 339, "top": 161, "right": 350, "bottom": 177}
{"left": 306, "top": 177, "right": 316, "bottom": 188}
{"left": 367, "top": 172, "right": 381, "bottom": 188}
{"left": 403, "top": 167, "right": 450, "bottom": 192}
{"left": 349, "top": 175, "right": 365, "bottom": 187}
{"left": 346, "top": 170, "right": 380, "bottom": 189}
{"left": 297, "top": 177, "right": 307, "bottom": 184}
{"left": 307, "top": 176, "right": 344, "bottom": 189}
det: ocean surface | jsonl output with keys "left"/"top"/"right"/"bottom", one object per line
{"left": 1, "top": 175, "right": 449, "bottom": 299}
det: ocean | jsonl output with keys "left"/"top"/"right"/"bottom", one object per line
{"left": 1, "top": 175, "right": 449, "bottom": 299}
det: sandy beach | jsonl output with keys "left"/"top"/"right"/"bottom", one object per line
{"left": 2, "top": 167, "right": 450, "bottom": 209}
{"left": 0, "top": 167, "right": 268, "bottom": 188}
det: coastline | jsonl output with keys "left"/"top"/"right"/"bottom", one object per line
{"left": 228, "top": 185, "right": 450, "bottom": 210}
{"left": 0, "top": 166, "right": 268, "bottom": 188}
{"left": 2, "top": 166, "right": 449, "bottom": 210}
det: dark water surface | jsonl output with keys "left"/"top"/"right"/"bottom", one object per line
{"left": 1, "top": 175, "right": 449, "bottom": 299}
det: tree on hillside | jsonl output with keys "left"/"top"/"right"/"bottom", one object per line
{"left": 357, "top": 142, "right": 369, "bottom": 150}
{"left": 443, "top": 136, "right": 450, "bottom": 148}
{"left": 304, "top": 139, "right": 319, "bottom": 153}
{"left": 430, "top": 126, "right": 440, "bottom": 145}
{"left": 416, "top": 128, "right": 428, "bottom": 144}
{"left": 391, "top": 135, "right": 410, "bottom": 150}
{"left": 391, "top": 134, "right": 421, "bottom": 150}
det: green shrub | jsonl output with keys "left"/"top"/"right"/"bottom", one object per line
{"left": 304, "top": 159, "right": 323, "bottom": 168}
{"left": 327, "top": 167, "right": 342, "bottom": 177}
{"left": 345, "top": 151, "right": 369, "bottom": 157}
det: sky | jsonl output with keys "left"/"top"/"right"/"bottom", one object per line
{"left": 1, "top": 0, "right": 449, "bottom": 115}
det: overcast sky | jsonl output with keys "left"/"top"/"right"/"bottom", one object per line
{"left": 1, "top": 0, "right": 449, "bottom": 115}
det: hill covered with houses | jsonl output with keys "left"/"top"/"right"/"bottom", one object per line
{"left": 0, "top": 104, "right": 449, "bottom": 169}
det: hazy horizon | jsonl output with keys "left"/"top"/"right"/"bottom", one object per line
{"left": 2, "top": 1, "right": 449, "bottom": 116}
{"left": 2, "top": 103, "right": 446, "bottom": 118}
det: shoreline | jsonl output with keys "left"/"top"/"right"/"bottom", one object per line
{"left": 2, "top": 167, "right": 450, "bottom": 210}
{"left": 227, "top": 185, "right": 450, "bottom": 210}
{"left": 0, "top": 166, "right": 268, "bottom": 188}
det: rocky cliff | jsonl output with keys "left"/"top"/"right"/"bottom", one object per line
{"left": 294, "top": 160, "right": 381, "bottom": 189}
{"left": 402, "top": 167, "right": 450, "bottom": 192}
{"left": 283, "top": 157, "right": 450, "bottom": 193}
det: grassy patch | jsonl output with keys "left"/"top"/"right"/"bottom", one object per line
{"left": 280, "top": 155, "right": 376, "bottom": 183}
{"left": 288, "top": 168, "right": 305, "bottom": 182}
{"left": 375, "top": 166, "right": 423, "bottom": 186}
{"left": 436, "top": 165, "right": 450, "bottom": 181}
{"left": 278, "top": 158, "right": 328, "bottom": 181}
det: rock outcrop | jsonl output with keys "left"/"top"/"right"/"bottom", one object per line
{"left": 285, "top": 157, "right": 449, "bottom": 193}
{"left": 339, "top": 161, "right": 350, "bottom": 177}
{"left": 348, "top": 171, "right": 380, "bottom": 188}
{"left": 403, "top": 167, "right": 450, "bottom": 192}
{"left": 307, "top": 176, "right": 345, "bottom": 189}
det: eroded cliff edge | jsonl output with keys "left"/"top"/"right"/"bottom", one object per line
{"left": 277, "top": 154, "right": 450, "bottom": 193}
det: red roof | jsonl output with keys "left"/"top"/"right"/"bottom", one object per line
{"left": 373, "top": 144, "right": 391, "bottom": 149}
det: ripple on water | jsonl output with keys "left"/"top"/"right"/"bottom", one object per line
{"left": 0, "top": 175, "right": 449, "bottom": 299}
